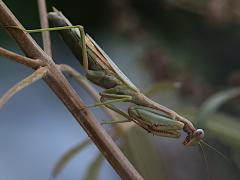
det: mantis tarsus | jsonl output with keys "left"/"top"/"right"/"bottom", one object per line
{"left": 2, "top": 9, "right": 205, "bottom": 147}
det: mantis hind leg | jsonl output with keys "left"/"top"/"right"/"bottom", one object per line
{"left": 21, "top": 25, "right": 88, "bottom": 71}
{"left": 99, "top": 95, "right": 133, "bottom": 124}
{"left": 101, "top": 104, "right": 132, "bottom": 125}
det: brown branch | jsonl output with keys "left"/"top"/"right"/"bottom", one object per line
{"left": 0, "top": 47, "right": 45, "bottom": 68}
{"left": 0, "top": 1, "right": 143, "bottom": 179}
{"left": 37, "top": 0, "right": 52, "bottom": 57}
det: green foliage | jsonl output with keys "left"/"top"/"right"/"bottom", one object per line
{"left": 205, "top": 113, "right": 240, "bottom": 148}
{"left": 83, "top": 153, "right": 104, "bottom": 180}
{"left": 197, "top": 88, "right": 240, "bottom": 148}
{"left": 52, "top": 139, "right": 91, "bottom": 178}
{"left": 198, "top": 87, "right": 240, "bottom": 125}
{"left": 121, "top": 126, "right": 167, "bottom": 180}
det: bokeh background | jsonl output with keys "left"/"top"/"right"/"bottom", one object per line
{"left": 1, "top": 0, "right": 240, "bottom": 179}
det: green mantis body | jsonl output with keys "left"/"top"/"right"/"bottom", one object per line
{"left": 83, "top": 33, "right": 205, "bottom": 145}
{"left": 18, "top": 9, "right": 205, "bottom": 146}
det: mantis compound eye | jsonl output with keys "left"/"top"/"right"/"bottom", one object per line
{"left": 183, "top": 129, "right": 205, "bottom": 146}
{"left": 194, "top": 129, "right": 205, "bottom": 140}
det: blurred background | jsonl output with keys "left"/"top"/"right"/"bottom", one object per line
{"left": 1, "top": 0, "right": 240, "bottom": 179}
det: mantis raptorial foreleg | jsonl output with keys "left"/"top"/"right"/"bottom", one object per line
{"left": 100, "top": 101, "right": 186, "bottom": 138}
{"left": 99, "top": 94, "right": 186, "bottom": 138}
{"left": 24, "top": 25, "right": 89, "bottom": 71}
{"left": 128, "top": 106, "right": 184, "bottom": 138}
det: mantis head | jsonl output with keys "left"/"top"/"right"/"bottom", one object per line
{"left": 183, "top": 129, "right": 205, "bottom": 146}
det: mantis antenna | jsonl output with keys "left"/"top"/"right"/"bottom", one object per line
{"left": 200, "top": 140, "right": 230, "bottom": 163}
{"left": 199, "top": 142, "right": 210, "bottom": 180}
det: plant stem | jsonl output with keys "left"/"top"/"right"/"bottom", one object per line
{"left": 0, "top": 47, "right": 45, "bottom": 68}
{"left": 37, "top": 0, "right": 52, "bottom": 57}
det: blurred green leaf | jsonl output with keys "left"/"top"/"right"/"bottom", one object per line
{"left": 121, "top": 126, "right": 166, "bottom": 180}
{"left": 144, "top": 81, "right": 178, "bottom": 97}
{"left": 205, "top": 113, "right": 240, "bottom": 148}
{"left": 232, "top": 150, "right": 240, "bottom": 169}
{"left": 52, "top": 138, "right": 92, "bottom": 178}
{"left": 83, "top": 153, "right": 104, "bottom": 180}
{"left": 198, "top": 87, "right": 240, "bottom": 125}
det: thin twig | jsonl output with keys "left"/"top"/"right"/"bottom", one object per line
{"left": 0, "top": 67, "right": 48, "bottom": 108}
{"left": 0, "top": 1, "right": 143, "bottom": 179}
{"left": 37, "top": 0, "right": 52, "bottom": 57}
{"left": 0, "top": 47, "right": 45, "bottom": 68}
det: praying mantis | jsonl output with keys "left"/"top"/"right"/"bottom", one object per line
{"left": 47, "top": 9, "right": 205, "bottom": 146}
{"left": 1, "top": 9, "right": 205, "bottom": 147}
